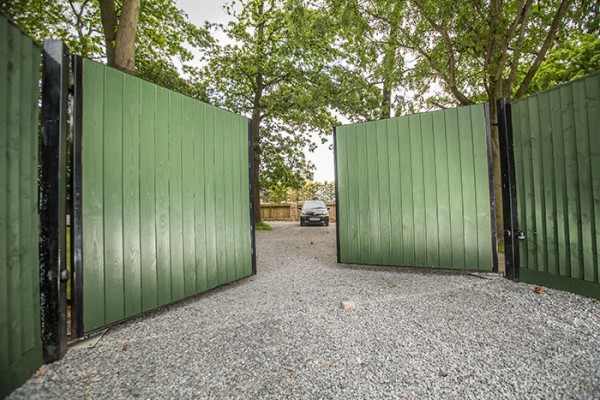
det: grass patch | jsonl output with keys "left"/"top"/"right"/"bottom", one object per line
{"left": 255, "top": 222, "right": 272, "bottom": 231}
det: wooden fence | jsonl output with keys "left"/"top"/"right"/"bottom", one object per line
{"left": 261, "top": 203, "right": 337, "bottom": 222}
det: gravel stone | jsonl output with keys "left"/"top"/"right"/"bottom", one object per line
{"left": 8, "top": 221, "right": 600, "bottom": 399}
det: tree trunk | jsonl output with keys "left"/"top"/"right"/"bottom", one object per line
{"left": 381, "top": 86, "right": 392, "bottom": 119}
{"left": 380, "top": 5, "right": 399, "bottom": 119}
{"left": 251, "top": 0, "right": 266, "bottom": 224}
{"left": 251, "top": 96, "right": 262, "bottom": 224}
{"left": 114, "top": 0, "right": 141, "bottom": 73}
{"left": 98, "top": 0, "right": 117, "bottom": 65}
{"left": 98, "top": 0, "right": 141, "bottom": 73}
{"left": 488, "top": 97, "right": 504, "bottom": 243}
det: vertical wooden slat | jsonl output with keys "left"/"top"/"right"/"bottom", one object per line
{"left": 19, "top": 31, "right": 35, "bottom": 353}
{"left": 7, "top": 27, "right": 24, "bottom": 364}
{"left": 421, "top": 112, "right": 439, "bottom": 266}
{"left": 223, "top": 113, "right": 235, "bottom": 282}
{"left": 572, "top": 79, "right": 594, "bottom": 282}
{"left": 168, "top": 92, "right": 184, "bottom": 301}
{"left": 518, "top": 100, "right": 536, "bottom": 271}
{"left": 154, "top": 86, "right": 171, "bottom": 306}
{"left": 193, "top": 102, "right": 208, "bottom": 292}
{"left": 586, "top": 75, "right": 600, "bottom": 285}
{"left": 213, "top": 111, "right": 227, "bottom": 285}
{"left": 409, "top": 114, "right": 426, "bottom": 266}
{"left": 376, "top": 120, "right": 391, "bottom": 264}
{"left": 398, "top": 116, "right": 415, "bottom": 266}
{"left": 539, "top": 92, "right": 558, "bottom": 275}
{"left": 530, "top": 96, "right": 548, "bottom": 273}
{"left": 82, "top": 60, "right": 106, "bottom": 331}
{"left": 0, "top": 17, "right": 9, "bottom": 376}
{"left": 204, "top": 105, "right": 218, "bottom": 289}
{"left": 472, "top": 107, "right": 493, "bottom": 269}
{"left": 366, "top": 122, "right": 380, "bottom": 262}
{"left": 139, "top": 80, "right": 158, "bottom": 311}
{"left": 387, "top": 118, "right": 402, "bottom": 263}
{"left": 357, "top": 124, "right": 370, "bottom": 262}
{"left": 335, "top": 128, "right": 348, "bottom": 262}
{"left": 433, "top": 111, "right": 451, "bottom": 267}
{"left": 445, "top": 109, "right": 465, "bottom": 268}
{"left": 122, "top": 75, "right": 141, "bottom": 317}
{"left": 457, "top": 107, "right": 477, "bottom": 269}
{"left": 181, "top": 96, "right": 196, "bottom": 296}
{"left": 560, "top": 84, "right": 581, "bottom": 278}
{"left": 345, "top": 126, "right": 359, "bottom": 262}
{"left": 549, "top": 90, "right": 568, "bottom": 276}
{"left": 103, "top": 68, "right": 124, "bottom": 324}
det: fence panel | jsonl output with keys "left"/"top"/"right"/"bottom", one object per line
{"left": 511, "top": 72, "right": 600, "bottom": 298}
{"left": 335, "top": 104, "right": 497, "bottom": 271}
{"left": 0, "top": 13, "right": 43, "bottom": 398}
{"left": 72, "top": 57, "right": 255, "bottom": 335}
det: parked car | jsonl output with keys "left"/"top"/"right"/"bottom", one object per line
{"left": 300, "top": 200, "right": 329, "bottom": 226}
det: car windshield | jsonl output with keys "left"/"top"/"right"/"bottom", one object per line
{"left": 303, "top": 201, "right": 326, "bottom": 210}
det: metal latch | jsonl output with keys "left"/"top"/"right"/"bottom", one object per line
{"left": 504, "top": 230, "right": 526, "bottom": 240}
{"left": 60, "top": 269, "right": 70, "bottom": 282}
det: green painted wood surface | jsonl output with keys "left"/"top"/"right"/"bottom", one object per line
{"left": 80, "top": 59, "right": 253, "bottom": 333}
{"left": 0, "top": 13, "right": 43, "bottom": 398}
{"left": 512, "top": 72, "right": 600, "bottom": 297}
{"left": 336, "top": 104, "right": 495, "bottom": 270}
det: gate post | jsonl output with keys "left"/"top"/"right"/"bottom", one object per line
{"left": 71, "top": 55, "right": 85, "bottom": 338}
{"left": 40, "top": 40, "right": 69, "bottom": 362}
{"left": 497, "top": 98, "right": 520, "bottom": 281}
{"left": 333, "top": 126, "right": 341, "bottom": 264}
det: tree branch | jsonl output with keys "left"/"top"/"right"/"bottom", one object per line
{"left": 493, "top": 0, "right": 532, "bottom": 84}
{"left": 98, "top": 0, "right": 117, "bottom": 65}
{"left": 515, "top": 0, "right": 573, "bottom": 98}
{"left": 412, "top": 0, "right": 472, "bottom": 105}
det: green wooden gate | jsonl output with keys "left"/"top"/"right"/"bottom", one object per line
{"left": 335, "top": 104, "right": 498, "bottom": 271}
{"left": 71, "top": 57, "right": 256, "bottom": 336}
{"left": 0, "top": 13, "right": 44, "bottom": 398}
{"left": 506, "top": 72, "right": 600, "bottom": 298}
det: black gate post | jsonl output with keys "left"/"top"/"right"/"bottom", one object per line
{"left": 40, "top": 40, "right": 69, "bottom": 362}
{"left": 333, "top": 126, "right": 341, "bottom": 264}
{"left": 497, "top": 98, "right": 520, "bottom": 281}
{"left": 248, "top": 119, "right": 257, "bottom": 275}
{"left": 71, "top": 55, "right": 85, "bottom": 338}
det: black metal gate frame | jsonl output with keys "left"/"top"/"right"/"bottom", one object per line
{"left": 497, "top": 98, "right": 523, "bottom": 281}
{"left": 39, "top": 40, "right": 69, "bottom": 363}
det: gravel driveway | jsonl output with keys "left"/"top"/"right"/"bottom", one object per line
{"left": 9, "top": 221, "right": 600, "bottom": 399}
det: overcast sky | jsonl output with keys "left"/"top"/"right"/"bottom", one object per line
{"left": 176, "top": 0, "right": 335, "bottom": 182}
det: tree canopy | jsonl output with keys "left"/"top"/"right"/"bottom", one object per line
{"left": 1, "top": 0, "right": 213, "bottom": 99}
{"left": 204, "top": 0, "right": 340, "bottom": 221}
{"left": 2, "top": 0, "right": 596, "bottom": 223}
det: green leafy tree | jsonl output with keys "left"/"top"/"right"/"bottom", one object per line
{"left": 205, "top": 0, "right": 339, "bottom": 222}
{"left": 1, "top": 0, "right": 212, "bottom": 99}
{"left": 327, "top": 0, "right": 407, "bottom": 119}
{"left": 396, "top": 0, "right": 580, "bottom": 233}
{"left": 527, "top": 33, "right": 600, "bottom": 94}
